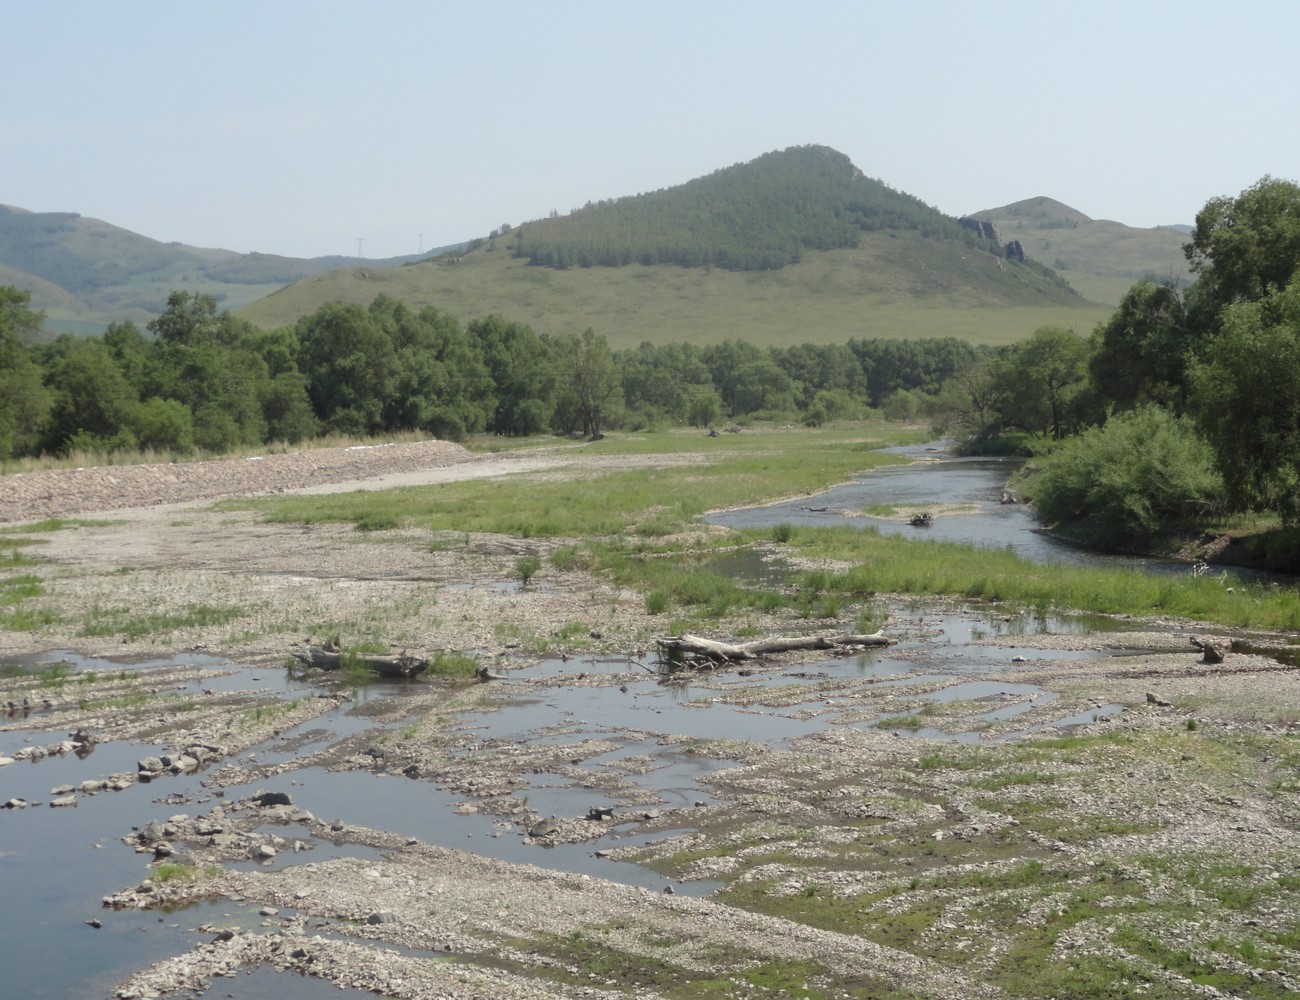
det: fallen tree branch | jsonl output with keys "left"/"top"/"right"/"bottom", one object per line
{"left": 291, "top": 646, "right": 428, "bottom": 678}
{"left": 656, "top": 631, "right": 891, "bottom": 666}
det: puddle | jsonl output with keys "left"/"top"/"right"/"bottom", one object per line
{"left": 196, "top": 964, "right": 374, "bottom": 999}
{"left": 1, "top": 583, "right": 1157, "bottom": 996}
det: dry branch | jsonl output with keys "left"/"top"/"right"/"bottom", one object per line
{"left": 657, "top": 631, "right": 891, "bottom": 665}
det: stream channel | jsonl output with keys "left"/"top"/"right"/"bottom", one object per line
{"left": 0, "top": 444, "right": 1229, "bottom": 998}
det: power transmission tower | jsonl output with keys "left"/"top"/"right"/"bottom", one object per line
{"left": 355, "top": 238, "right": 365, "bottom": 258}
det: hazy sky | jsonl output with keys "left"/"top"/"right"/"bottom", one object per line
{"left": 5, "top": 1, "right": 1296, "bottom": 259}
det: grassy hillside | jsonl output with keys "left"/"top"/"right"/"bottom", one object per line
{"left": 972, "top": 196, "right": 1193, "bottom": 305}
{"left": 0, "top": 204, "right": 438, "bottom": 333}
{"left": 240, "top": 147, "right": 1106, "bottom": 348}
{"left": 240, "top": 228, "right": 1110, "bottom": 349}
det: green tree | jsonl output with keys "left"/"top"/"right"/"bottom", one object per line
{"left": 1190, "top": 276, "right": 1300, "bottom": 524}
{"left": 1185, "top": 176, "right": 1300, "bottom": 313}
{"left": 560, "top": 328, "right": 623, "bottom": 438}
{"left": 296, "top": 302, "right": 396, "bottom": 435}
{"left": 0, "top": 286, "right": 51, "bottom": 458}
{"left": 132, "top": 397, "right": 195, "bottom": 453}
{"left": 38, "top": 336, "right": 139, "bottom": 453}
{"left": 473, "top": 315, "right": 558, "bottom": 436}
{"left": 994, "top": 326, "right": 1090, "bottom": 440}
{"left": 1088, "top": 280, "right": 1195, "bottom": 412}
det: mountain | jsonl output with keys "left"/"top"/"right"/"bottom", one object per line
{"left": 238, "top": 146, "right": 1111, "bottom": 348}
{"left": 6, "top": 147, "right": 1184, "bottom": 346}
{"left": 0, "top": 204, "right": 446, "bottom": 335}
{"left": 970, "top": 196, "right": 1194, "bottom": 305}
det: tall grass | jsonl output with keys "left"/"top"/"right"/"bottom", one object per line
{"left": 771, "top": 526, "right": 1300, "bottom": 630}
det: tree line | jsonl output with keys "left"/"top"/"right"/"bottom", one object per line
{"left": 0, "top": 285, "right": 989, "bottom": 462}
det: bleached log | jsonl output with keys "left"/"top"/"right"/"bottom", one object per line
{"left": 657, "top": 631, "right": 891, "bottom": 664}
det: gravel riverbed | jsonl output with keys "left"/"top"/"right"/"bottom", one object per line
{"left": 3, "top": 439, "right": 1299, "bottom": 1000}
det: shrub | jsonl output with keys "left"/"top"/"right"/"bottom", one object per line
{"left": 1026, "top": 406, "right": 1224, "bottom": 550}
{"left": 515, "top": 554, "right": 542, "bottom": 586}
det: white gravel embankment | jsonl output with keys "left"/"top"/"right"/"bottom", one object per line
{"left": 0, "top": 440, "right": 481, "bottom": 523}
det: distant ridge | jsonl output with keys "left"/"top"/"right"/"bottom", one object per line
{"left": 971, "top": 197, "right": 1194, "bottom": 303}
{"left": 0, "top": 204, "right": 448, "bottom": 333}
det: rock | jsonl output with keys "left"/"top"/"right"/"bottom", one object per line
{"left": 3, "top": 798, "right": 29, "bottom": 809}
{"left": 50, "top": 795, "right": 77, "bottom": 808}
{"left": 50, "top": 784, "right": 75, "bottom": 796}
{"left": 0, "top": 756, "right": 14, "bottom": 767}
{"left": 528, "top": 816, "right": 559, "bottom": 838}
{"left": 253, "top": 844, "right": 277, "bottom": 860}
{"left": 1146, "top": 692, "right": 1173, "bottom": 708}
{"left": 137, "top": 756, "right": 164, "bottom": 774}
{"left": 253, "top": 791, "right": 292, "bottom": 808}
{"left": 367, "top": 911, "right": 399, "bottom": 925}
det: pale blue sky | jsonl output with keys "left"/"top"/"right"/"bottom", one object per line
{"left": 5, "top": 0, "right": 1296, "bottom": 259}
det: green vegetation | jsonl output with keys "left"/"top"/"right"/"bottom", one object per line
{"left": 513, "top": 145, "right": 1012, "bottom": 273}
{"left": 945, "top": 175, "right": 1300, "bottom": 566}
{"left": 79, "top": 603, "right": 246, "bottom": 640}
{"left": 514, "top": 554, "right": 541, "bottom": 586}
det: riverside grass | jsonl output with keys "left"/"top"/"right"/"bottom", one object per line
{"left": 231, "top": 423, "right": 1300, "bottom": 631}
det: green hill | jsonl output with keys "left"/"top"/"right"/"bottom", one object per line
{"left": 971, "top": 196, "right": 1193, "bottom": 305}
{"left": 0, "top": 204, "right": 439, "bottom": 333}
{"left": 240, "top": 146, "right": 1109, "bottom": 348}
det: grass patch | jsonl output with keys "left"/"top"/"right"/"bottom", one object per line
{"left": 80, "top": 603, "right": 246, "bottom": 640}
{"left": 227, "top": 425, "right": 921, "bottom": 541}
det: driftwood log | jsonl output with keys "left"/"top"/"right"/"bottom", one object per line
{"left": 657, "top": 631, "right": 891, "bottom": 666}
{"left": 1189, "top": 636, "right": 1227, "bottom": 664}
{"left": 291, "top": 646, "right": 429, "bottom": 678}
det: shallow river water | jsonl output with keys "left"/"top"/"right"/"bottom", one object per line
{"left": 0, "top": 445, "right": 1190, "bottom": 998}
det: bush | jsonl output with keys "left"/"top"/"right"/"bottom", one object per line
{"left": 1026, "top": 406, "right": 1224, "bottom": 550}
{"left": 515, "top": 554, "right": 542, "bottom": 586}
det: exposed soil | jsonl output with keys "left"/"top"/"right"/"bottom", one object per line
{"left": 4, "top": 441, "right": 1300, "bottom": 1000}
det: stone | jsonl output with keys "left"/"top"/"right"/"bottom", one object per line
{"left": 50, "top": 795, "right": 77, "bottom": 808}
{"left": 366, "top": 910, "right": 399, "bottom": 925}
{"left": 137, "top": 756, "right": 164, "bottom": 774}
{"left": 253, "top": 791, "right": 292, "bottom": 808}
